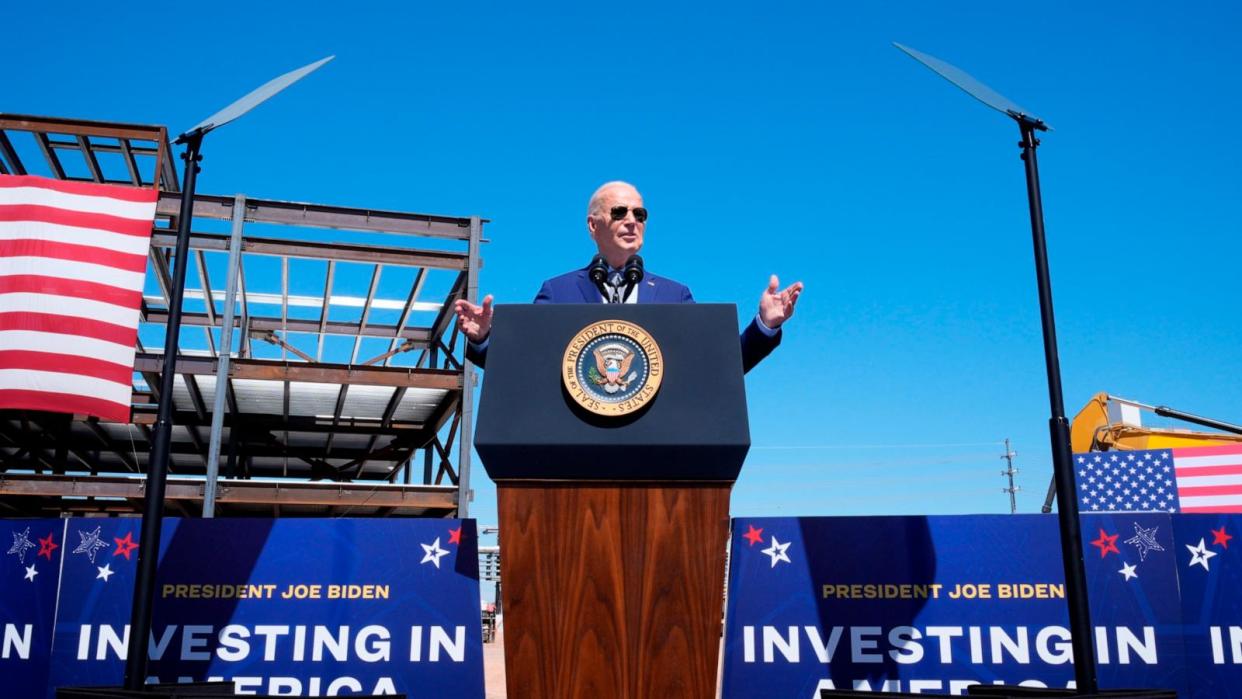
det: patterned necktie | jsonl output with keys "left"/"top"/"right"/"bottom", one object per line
{"left": 608, "top": 271, "right": 624, "bottom": 304}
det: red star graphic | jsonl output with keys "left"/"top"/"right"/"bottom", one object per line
{"left": 1090, "top": 529, "right": 1120, "bottom": 558}
{"left": 1212, "top": 526, "right": 1233, "bottom": 549}
{"left": 113, "top": 532, "right": 139, "bottom": 560}
{"left": 742, "top": 525, "right": 764, "bottom": 547}
{"left": 448, "top": 527, "right": 462, "bottom": 545}
{"left": 37, "top": 532, "right": 58, "bottom": 560}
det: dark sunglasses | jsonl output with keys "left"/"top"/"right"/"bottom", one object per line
{"left": 609, "top": 205, "right": 648, "bottom": 222}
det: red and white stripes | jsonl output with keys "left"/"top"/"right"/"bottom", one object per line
{"left": 0, "top": 175, "right": 156, "bottom": 422}
{"left": 1174, "top": 444, "right": 1242, "bottom": 513}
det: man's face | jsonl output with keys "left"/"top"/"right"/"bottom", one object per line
{"left": 588, "top": 185, "right": 645, "bottom": 266}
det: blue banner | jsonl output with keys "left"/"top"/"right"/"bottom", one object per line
{"left": 723, "top": 514, "right": 1242, "bottom": 697}
{"left": 1, "top": 519, "right": 63, "bottom": 698}
{"left": 1170, "top": 514, "right": 1242, "bottom": 695}
{"left": 9, "top": 517, "right": 485, "bottom": 698}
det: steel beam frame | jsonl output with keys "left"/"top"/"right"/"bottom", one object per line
{"left": 0, "top": 113, "right": 486, "bottom": 515}
{"left": 132, "top": 354, "right": 463, "bottom": 390}
{"left": 0, "top": 473, "right": 458, "bottom": 511}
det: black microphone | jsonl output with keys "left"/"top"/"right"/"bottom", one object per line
{"left": 622, "top": 254, "right": 644, "bottom": 286}
{"left": 587, "top": 254, "right": 609, "bottom": 297}
{"left": 619, "top": 255, "right": 644, "bottom": 302}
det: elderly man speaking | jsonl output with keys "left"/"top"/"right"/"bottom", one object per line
{"left": 454, "top": 181, "right": 803, "bottom": 372}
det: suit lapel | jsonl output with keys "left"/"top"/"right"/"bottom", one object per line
{"left": 640, "top": 273, "right": 670, "bottom": 304}
{"left": 575, "top": 272, "right": 602, "bottom": 302}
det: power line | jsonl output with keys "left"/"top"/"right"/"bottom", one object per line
{"left": 752, "top": 440, "right": 1005, "bottom": 450}
{"left": 745, "top": 452, "right": 1016, "bottom": 471}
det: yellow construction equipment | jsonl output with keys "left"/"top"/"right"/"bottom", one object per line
{"left": 1070, "top": 392, "right": 1242, "bottom": 453}
{"left": 1040, "top": 392, "right": 1242, "bottom": 512}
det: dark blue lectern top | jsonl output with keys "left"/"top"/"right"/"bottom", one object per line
{"left": 474, "top": 304, "right": 750, "bottom": 481}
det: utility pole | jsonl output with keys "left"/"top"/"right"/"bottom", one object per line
{"left": 1001, "top": 438, "right": 1020, "bottom": 514}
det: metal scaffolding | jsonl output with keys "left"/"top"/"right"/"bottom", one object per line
{"left": 0, "top": 113, "right": 484, "bottom": 518}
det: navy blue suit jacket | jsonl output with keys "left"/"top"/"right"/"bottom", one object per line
{"left": 467, "top": 267, "right": 780, "bottom": 373}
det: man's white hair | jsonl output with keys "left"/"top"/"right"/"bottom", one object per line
{"left": 587, "top": 181, "right": 639, "bottom": 216}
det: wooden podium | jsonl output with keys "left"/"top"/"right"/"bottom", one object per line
{"left": 475, "top": 304, "right": 750, "bottom": 699}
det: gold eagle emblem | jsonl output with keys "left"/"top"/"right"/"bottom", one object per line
{"left": 592, "top": 347, "right": 635, "bottom": 386}
{"left": 562, "top": 320, "right": 663, "bottom": 417}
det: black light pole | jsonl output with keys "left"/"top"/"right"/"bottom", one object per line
{"left": 122, "top": 132, "right": 201, "bottom": 689}
{"left": 894, "top": 43, "right": 1099, "bottom": 694}
{"left": 1017, "top": 117, "right": 1098, "bottom": 694}
{"left": 119, "top": 56, "right": 333, "bottom": 691}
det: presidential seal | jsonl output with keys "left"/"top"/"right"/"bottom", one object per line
{"left": 562, "top": 320, "right": 663, "bottom": 417}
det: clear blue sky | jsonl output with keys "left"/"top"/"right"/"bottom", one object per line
{"left": 6, "top": 2, "right": 1239, "bottom": 528}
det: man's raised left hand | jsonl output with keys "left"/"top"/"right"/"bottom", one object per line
{"left": 758, "top": 275, "right": 804, "bottom": 329}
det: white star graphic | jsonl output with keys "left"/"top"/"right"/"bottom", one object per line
{"left": 96, "top": 563, "right": 115, "bottom": 582}
{"left": 1186, "top": 538, "right": 1217, "bottom": 571}
{"left": 7, "top": 527, "right": 36, "bottom": 564}
{"left": 761, "top": 536, "right": 792, "bottom": 568}
{"left": 73, "top": 526, "right": 111, "bottom": 563}
{"left": 1119, "top": 562, "right": 1138, "bottom": 581}
{"left": 24, "top": 564, "right": 38, "bottom": 582}
{"left": 420, "top": 537, "right": 449, "bottom": 569}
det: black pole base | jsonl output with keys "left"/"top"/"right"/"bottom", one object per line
{"left": 58, "top": 684, "right": 404, "bottom": 699}
{"left": 57, "top": 684, "right": 236, "bottom": 698}
{"left": 967, "top": 688, "right": 1175, "bottom": 698}
{"left": 820, "top": 689, "right": 1175, "bottom": 699}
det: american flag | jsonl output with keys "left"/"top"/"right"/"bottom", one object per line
{"left": 1075, "top": 445, "right": 1242, "bottom": 513}
{"left": 0, "top": 174, "right": 156, "bottom": 422}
